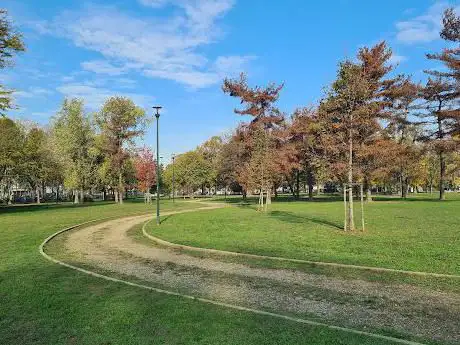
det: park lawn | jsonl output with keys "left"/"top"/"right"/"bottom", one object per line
{"left": 148, "top": 194, "right": 460, "bottom": 276}
{"left": 0, "top": 200, "right": 397, "bottom": 345}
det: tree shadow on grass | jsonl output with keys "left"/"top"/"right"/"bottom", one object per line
{"left": 269, "top": 210, "right": 343, "bottom": 230}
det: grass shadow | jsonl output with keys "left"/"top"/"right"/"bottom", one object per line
{"left": 269, "top": 210, "right": 343, "bottom": 230}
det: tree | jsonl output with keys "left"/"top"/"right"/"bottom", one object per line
{"left": 197, "top": 136, "right": 224, "bottom": 194}
{"left": 422, "top": 7, "right": 460, "bottom": 200}
{"left": 320, "top": 42, "right": 398, "bottom": 229}
{"left": 134, "top": 147, "right": 156, "bottom": 202}
{"left": 222, "top": 73, "right": 284, "bottom": 210}
{"left": 51, "top": 99, "right": 94, "bottom": 203}
{"left": 22, "top": 127, "right": 48, "bottom": 203}
{"left": 163, "top": 150, "right": 212, "bottom": 198}
{"left": 0, "top": 117, "right": 23, "bottom": 203}
{"left": 420, "top": 77, "right": 457, "bottom": 200}
{"left": 0, "top": 9, "right": 25, "bottom": 116}
{"left": 96, "top": 97, "right": 147, "bottom": 204}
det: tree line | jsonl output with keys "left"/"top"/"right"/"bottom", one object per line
{"left": 163, "top": 8, "right": 460, "bottom": 217}
{"left": 1, "top": 8, "right": 460, "bottom": 214}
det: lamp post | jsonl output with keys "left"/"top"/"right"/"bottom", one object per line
{"left": 153, "top": 106, "right": 162, "bottom": 225}
{"left": 172, "top": 154, "right": 176, "bottom": 203}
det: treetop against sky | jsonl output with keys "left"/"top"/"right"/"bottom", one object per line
{"left": 2, "top": 0, "right": 459, "bottom": 158}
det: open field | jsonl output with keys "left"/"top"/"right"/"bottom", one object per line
{"left": 147, "top": 194, "right": 460, "bottom": 276}
{"left": 0, "top": 199, "right": 422, "bottom": 345}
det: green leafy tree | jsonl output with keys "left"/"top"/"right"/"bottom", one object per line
{"left": 0, "top": 116, "right": 23, "bottom": 203}
{"left": 51, "top": 99, "right": 94, "bottom": 203}
{"left": 0, "top": 9, "right": 25, "bottom": 116}
{"left": 96, "top": 96, "right": 147, "bottom": 204}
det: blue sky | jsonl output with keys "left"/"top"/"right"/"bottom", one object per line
{"left": 1, "top": 0, "right": 459, "bottom": 160}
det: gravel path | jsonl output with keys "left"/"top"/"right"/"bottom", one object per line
{"left": 60, "top": 207, "right": 460, "bottom": 344}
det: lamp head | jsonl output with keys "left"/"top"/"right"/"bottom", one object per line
{"left": 152, "top": 106, "right": 162, "bottom": 118}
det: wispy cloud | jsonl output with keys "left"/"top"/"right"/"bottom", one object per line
{"left": 56, "top": 82, "right": 152, "bottom": 110}
{"left": 14, "top": 87, "right": 53, "bottom": 99}
{"left": 395, "top": 2, "right": 460, "bottom": 44}
{"left": 36, "top": 1, "right": 253, "bottom": 89}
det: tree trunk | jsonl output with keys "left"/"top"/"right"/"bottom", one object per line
{"left": 114, "top": 188, "right": 119, "bottom": 203}
{"left": 295, "top": 170, "right": 300, "bottom": 199}
{"left": 439, "top": 151, "right": 446, "bottom": 201}
{"left": 118, "top": 172, "right": 124, "bottom": 204}
{"left": 347, "top": 126, "right": 355, "bottom": 231}
{"left": 364, "top": 177, "right": 372, "bottom": 202}
{"left": 36, "top": 186, "right": 41, "bottom": 204}
{"left": 74, "top": 190, "right": 79, "bottom": 204}
{"left": 80, "top": 190, "right": 84, "bottom": 203}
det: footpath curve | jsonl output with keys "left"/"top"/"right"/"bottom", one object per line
{"left": 40, "top": 205, "right": 459, "bottom": 345}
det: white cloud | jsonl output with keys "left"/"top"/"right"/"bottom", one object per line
{"left": 37, "top": 1, "right": 253, "bottom": 89}
{"left": 396, "top": 2, "right": 460, "bottom": 44}
{"left": 388, "top": 54, "right": 407, "bottom": 65}
{"left": 56, "top": 82, "right": 152, "bottom": 110}
{"left": 14, "top": 87, "right": 53, "bottom": 99}
{"left": 81, "top": 60, "right": 128, "bottom": 76}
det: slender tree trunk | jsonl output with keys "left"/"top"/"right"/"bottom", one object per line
{"left": 114, "top": 188, "right": 119, "bottom": 203}
{"left": 440, "top": 151, "right": 446, "bottom": 201}
{"left": 295, "top": 170, "right": 300, "bottom": 199}
{"left": 347, "top": 126, "right": 355, "bottom": 231}
{"left": 80, "top": 190, "right": 84, "bottom": 203}
{"left": 307, "top": 169, "right": 314, "bottom": 201}
{"left": 35, "top": 185, "right": 40, "bottom": 204}
{"left": 74, "top": 190, "right": 79, "bottom": 204}
{"left": 118, "top": 172, "right": 124, "bottom": 204}
{"left": 364, "top": 177, "right": 372, "bottom": 202}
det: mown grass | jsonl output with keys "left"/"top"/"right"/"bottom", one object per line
{"left": 148, "top": 194, "right": 460, "bottom": 276}
{"left": 0, "top": 199, "right": 402, "bottom": 345}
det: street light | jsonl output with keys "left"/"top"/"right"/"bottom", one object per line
{"left": 172, "top": 154, "right": 176, "bottom": 203}
{"left": 153, "top": 106, "right": 162, "bottom": 225}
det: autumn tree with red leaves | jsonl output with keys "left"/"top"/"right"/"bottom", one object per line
{"left": 134, "top": 147, "right": 156, "bottom": 203}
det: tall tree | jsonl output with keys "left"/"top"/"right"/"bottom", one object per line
{"left": 52, "top": 99, "right": 94, "bottom": 203}
{"left": 320, "top": 42, "right": 397, "bottom": 229}
{"left": 0, "top": 9, "right": 25, "bottom": 116}
{"left": 22, "top": 127, "right": 48, "bottom": 203}
{"left": 222, "top": 73, "right": 284, "bottom": 210}
{"left": 96, "top": 96, "right": 147, "bottom": 204}
{"left": 0, "top": 117, "right": 23, "bottom": 203}
{"left": 422, "top": 7, "right": 460, "bottom": 200}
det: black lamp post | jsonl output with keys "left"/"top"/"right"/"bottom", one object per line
{"left": 153, "top": 106, "right": 162, "bottom": 225}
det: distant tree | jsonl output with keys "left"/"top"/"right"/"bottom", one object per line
{"left": 96, "top": 97, "right": 147, "bottom": 204}
{"left": 164, "top": 150, "right": 211, "bottom": 198}
{"left": 0, "top": 9, "right": 25, "bottom": 116}
{"left": 134, "top": 147, "right": 156, "bottom": 202}
{"left": 197, "top": 136, "right": 224, "bottom": 194}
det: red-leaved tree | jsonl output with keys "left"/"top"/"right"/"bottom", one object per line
{"left": 134, "top": 147, "right": 156, "bottom": 202}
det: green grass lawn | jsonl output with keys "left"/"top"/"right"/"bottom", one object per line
{"left": 0, "top": 199, "right": 401, "bottom": 345}
{"left": 148, "top": 194, "right": 460, "bottom": 276}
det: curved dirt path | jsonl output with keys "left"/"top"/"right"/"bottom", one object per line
{"left": 57, "top": 207, "right": 459, "bottom": 344}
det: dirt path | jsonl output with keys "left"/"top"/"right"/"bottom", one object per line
{"left": 59, "top": 207, "right": 459, "bottom": 344}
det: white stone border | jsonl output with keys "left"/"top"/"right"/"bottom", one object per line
{"left": 39, "top": 212, "right": 430, "bottom": 345}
